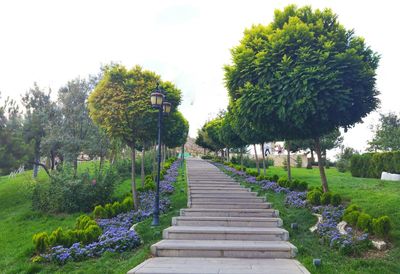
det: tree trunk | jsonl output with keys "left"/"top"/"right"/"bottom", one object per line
{"left": 227, "top": 148, "right": 230, "bottom": 162}
{"left": 240, "top": 148, "right": 244, "bottom": 171}
{"left": 286, "top": 141, "right": 292, "bottom": 180}
{"left": 73, "top": 158, "right": 78, "bottom": 176}
{"left": 33, "top": 143, "right": 40, "bottom": 178}
{"left": 261, "top": 143, "right": 266, "bottom": 176}
{"left": 131, "top": 144, "right": 139, "bottom": 210}
{"left": 99, "top": 155, "right": 104, "bottom": 171}
{"left": 253, "top": 144, "right": 260, "bottom": 175}
{"left": 315, "top": 137, "right": 329, "bottom": 192}
{"left": 141, "top": 145, "right": 146, "bottom": 188}
{"left": 311, "top": 150, "right": 315, "bottom": 163}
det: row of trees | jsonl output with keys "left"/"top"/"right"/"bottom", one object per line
{"left": 0, "top": 64, "right": 189, "bottom": 210}
{"left": 196, "top": 5, "right": 380, "bottom": 192}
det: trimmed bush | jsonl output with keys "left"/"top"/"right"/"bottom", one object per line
{"left": 357, "top": 213, "right": 372, "bottom": 232}
{"left": 343, "top": 211, "right": 360, "bottom": 226}
{"left": 307, "top": 190, "right": 322, "bottom": 205}
{"left": 289, "top": 179, "right": 299, "bottom": 190}
{"left": 104, "top": 204, "right": 115, "bottom": 218}
{"left": 48, "top": 227, "right": 66, "bottom": 247}
{"left": 321, "top": 192, "right": 332, "bottom": 205}
{"left": 246, "top": 170, "right": 259, "bottom": 177}
{"left": 297, "top": 181, "right": 308, "bottom": 191}
{"left": 277, "top": 177, "right": 290, "bottom": 188}
{"left": 112, "top": 201, "right": 123, "bottom": 215}
{"left": 272, "top": 174, "right": 279, "bottom": 182}
{"left": 93, "top": 205, "right": 107, "bottom": 219}
{"left": 344, "top": 204, "right": 362, "bottom": 215}
{"left": 33, "top": 232, "right": 49, "bottom": 254}
{"left": 121, "top": 196, "right": 133, "bottom": 211}
{"left": 331, "top": 194, "right": 342, "bottom": 206}
{"left": 256, "top": 175, "right": 265, "bottom": 181}
{"left": 372, "top": 216, "right": 391, "bottom": 238}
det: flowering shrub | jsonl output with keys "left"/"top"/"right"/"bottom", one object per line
{"left": 37, "top": 159, "right": 181, "bottom": 265}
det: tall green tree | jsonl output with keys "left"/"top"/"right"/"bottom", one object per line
{"left": 88, "top": 65, "right": 182, "bottom": 209}
{"left": 22, "top": 83, "right": 54, "bottom": 177}
{"left": 0, "top": 95, "right": 32, "bottom": 174}
{"left": 368, "top": 113, "right": 400, "bottom": 151}
{"left": 57, "top": 78, "right": 96, "bottom": 171}
{"left": 225, "top": 5, "right": 379, "bottom": 192}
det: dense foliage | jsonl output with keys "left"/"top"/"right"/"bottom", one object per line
{"left": 32, "top": 165, "right": 118, "bottom": 213}
{"left": 350, "top": 151, "right": 400, "bottom": 178}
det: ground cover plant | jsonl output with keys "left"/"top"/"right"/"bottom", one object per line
{"left": 215, "top": 162, "right": 400, "bottom": 274}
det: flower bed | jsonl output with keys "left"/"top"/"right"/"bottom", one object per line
{"left": 41, "top": 159, "right": 181, "bottom": 265}
{"left": 214, "top": 162, "right": 373, "bottom": 255}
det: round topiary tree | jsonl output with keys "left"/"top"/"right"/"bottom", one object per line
{"left": 225, "top": 5, "right": 380, "bottom": 192}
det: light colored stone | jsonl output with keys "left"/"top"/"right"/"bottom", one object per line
{"left": 309, "top": 213, "right": 322, "bottom": 233}
{"left": 372, "top": 240, "right": 387, "bottom": 250}
{"left": 381, "top": 171, "right": 400, "bottom": 181}
{"left": 337, "top": 221, "right": 348, "bottom": 235}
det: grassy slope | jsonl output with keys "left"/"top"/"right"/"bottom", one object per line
{"left": 0, "top": 162, "right": 187, "bottom": 274}
{"left": 242, "top": 166, "right": 400, "bottom": 273}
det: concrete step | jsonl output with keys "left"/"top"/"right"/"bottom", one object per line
{"left": 189, "top": 183, "right": 240, "bottom": 188}
{"left": 190, "top": 196, "right": 266, "bottom": 203}
{"left": 128, "top": 257, "right": 310, "bottom": 274}
{"left": 151, "top": 240, "right": 297, "bottom": 259}
{"left": 189, "top": 189, "right": 251, "bottom": 194}
{"left": 191, "top": 202, "right": 271, "bottom": 209}
{"left": 180, "top": 208, "right": 279, "bottom": 218}
{"left": 189, "top": 178, "right": 234, "bottom": 182}
{"left": 190, "top": 192, "right": 257, "bottom": 197}
{"left": 172, "top": 216, "right": 282, "bottom": 227}
{"left": 189, "top": 186, "right": 245, "bottom": 190}
{"left": 163, "top": 226, "right": 289, "bottom": 241}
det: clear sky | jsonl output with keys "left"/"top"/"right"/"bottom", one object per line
{"left": 0, "top": 0, "right": 399, "bottom": 153}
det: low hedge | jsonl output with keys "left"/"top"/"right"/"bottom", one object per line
{"left": 343, "top": 204, "right": 392, "bottom": 238}
{"left": 33, "top": 215, "right": 102, "bottom": 254}
{"left": 350, "top": 151, "right": 400, "bottom": 178}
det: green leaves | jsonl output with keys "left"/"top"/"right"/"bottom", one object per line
{"left": 224, "top": 4, "right": 379, "bottom": 140}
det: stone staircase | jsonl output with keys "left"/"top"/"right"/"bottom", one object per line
{"left": 128, "top": 158, "right": 310, "bottom": 274}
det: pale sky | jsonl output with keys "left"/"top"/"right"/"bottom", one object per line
{"left": 0, "top": 0, "right": 399, "bottom": 154}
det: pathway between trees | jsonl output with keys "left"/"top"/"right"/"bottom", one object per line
{"left": 129, "top": 158, "right": 309, "bottom": 274}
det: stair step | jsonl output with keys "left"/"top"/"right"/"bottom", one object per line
{"left": 151, "top": 240, "right": 297, "bottom": 258}
{"left": 128, "top": 257, "right": 310, "bottom": 274}
{"left": 163, "top": 226, "right": 289, "bottom": 241}
{"left": 180, "top": 208, "right": 279, "bottom": 217}
{"left": 191, "top": 202, "right": 271, "bottom": 209}
{"left": 190, "top": 197, "right": 265, "bottom": 203}
{"left": 189, "top": 189, "right": 251, "bottom": 194}
{"left": 190, "top": 192, "right": 257, "bottom": 197}
{"left": 172, "top": 216, "right": 282, "bottom": 227}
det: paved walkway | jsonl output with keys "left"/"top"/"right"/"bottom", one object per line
{"left": 128, "top": 158, "right": 310, "bottom": 274}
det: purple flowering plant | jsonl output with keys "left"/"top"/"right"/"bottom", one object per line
{"left": 42, "top": 159, "right": 181, "bottom": 264}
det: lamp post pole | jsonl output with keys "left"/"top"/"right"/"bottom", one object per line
{"left": 152, "top": 105, "right": 163, "bottom": 226}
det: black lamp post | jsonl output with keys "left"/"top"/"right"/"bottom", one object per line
{"left": 150, "top": 83, "right": 171, "bottom": 226}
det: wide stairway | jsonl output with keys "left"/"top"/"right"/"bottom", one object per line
{"left": 128, "top": 158, "right": 309, "bottom": 274}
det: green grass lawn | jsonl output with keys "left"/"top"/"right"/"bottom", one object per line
{"left": 0, "top": 162, "right": 187, "bottom": 274}
{"left": 239, "top": 166, "right": 400, "bottom": 273}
